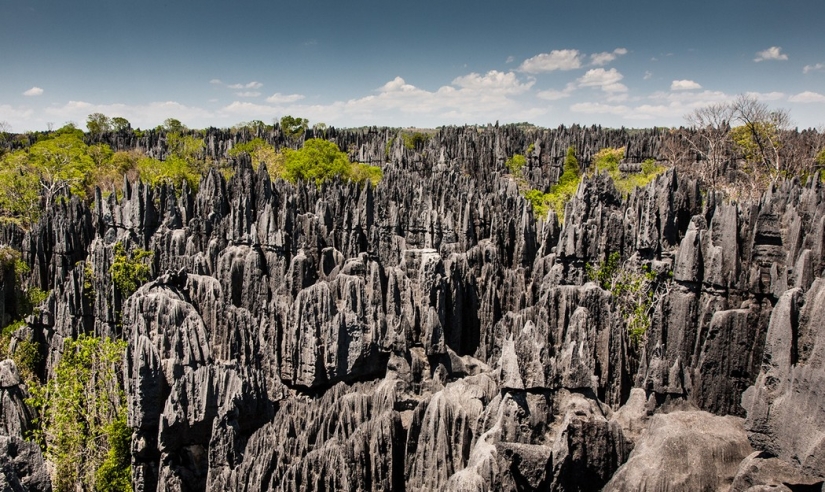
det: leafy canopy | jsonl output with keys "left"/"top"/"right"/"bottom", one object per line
{"left": 280, "top": 115, "right": 309, "bottom": 139}
{"left": 280, "top": 138, "right": 383, "bottom": 186}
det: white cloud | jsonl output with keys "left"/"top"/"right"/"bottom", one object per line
{"left": 226, "top": 72, "right": 542, "bottom": 126}
{"left": 0, "top": 105, "right": 34, "bottom": 126}
{"left": 606, "top": 93, "right": 631, "bottom": 103}
{"left": 670, "top": 79, "right": 702, "bottom": 91}
{"left": 648, "top": 89, "right": 730, "bottom": 105}
{"left": 227, "top": 81, "right": 263, "bottom": 90}
{"left": 643, "top": 71, "right": 653, "bottom": 80}
{"left": 590, "top": 47, "right": 628, "bottom": 66}
{"left": 754, "top": 46, "right": 788, "bottom": 62}
{"left": 451, "top": 70, "right": 534, "bottom": 94}
{"left": 570, "top": 89, "right": 738, "bottom": 122}
{"left": 603, "top": 83, "right": 628, "bottom": 93}
{"left": 803, "top": 63, "right": 824, "bottom": 74}
{"left": 266, "top": 93, "right": 306, "bottom": 103}
{"left": 577, "top": 68, "right": 627, "bottom": 92}
{"left": 537, "top": 89, "right": 571, "bottom": 101}
{"left": 209, "top": 79, "right": 223, "bottom": 85}
{"left": 745, "top": 91, "right": 785, "bottom": 101}
{"left": 23, "top": 87, "right": 43, "bottom": 96}
{"left": 519, "top": 49, "right": 582, "bottom": 73}
{"left": 570, "top": 102, "right": 631, "bottom": 116}
{"left": 788, "top": 91, "right": 825, "bottom": 103}
{"left": 505, "top": 55, "right": 514, "bottom": 64}
{"left": 235, "top": 91, "right": 261, "bottom": 98}
{"left": 41, "top": 100, "right": 216, "bottom": 129}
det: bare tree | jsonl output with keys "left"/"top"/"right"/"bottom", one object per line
{"left": 0, "top": 121, "right": 10, "bottom": 146}
{"left": 685, "top": 102, "right": 734, "bottom": 186}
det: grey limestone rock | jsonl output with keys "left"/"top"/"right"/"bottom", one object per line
{"left": 603, "top": 411, "right": 753, "bottom": 492}
{"left": 10, "top": 125, "right": 825, "bottom": 490}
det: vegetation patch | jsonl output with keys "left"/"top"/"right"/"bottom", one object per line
{"left": 232, "top": 137, "right": 383, "bottom": 186}
{"left": 401, "top": 131, "right": 431, "bottom": 151}
{"left": 591, "top": 147, "right": 667, "bottom": 196}
{"left": 110, "top": 242, "right": 153, "bottom": 298}
{"left": 586, "top": 252, "right": 668, "bottom": 345}
{"left": 28, "top": 335, "right": 130, "bottom": 492}
{"left": 517, "top": 146, "right": 581, "bottom": 222}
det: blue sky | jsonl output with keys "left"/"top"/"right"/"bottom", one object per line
{"left": 2, "top": 0, "right": 824, "bottom": 131}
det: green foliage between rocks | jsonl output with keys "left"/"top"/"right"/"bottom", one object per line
{"left": 586, "top": 252, "right": 661, "bottom": 345}
{"left": 522, "top": 146, "right": 581, "bottom": 222}
{"left": 592, "top": 147, "right": 667, "bottom": 196}
{"left": 110, "top": 242, "right": 153, "bottom": 298}
{"left": 27, "top": 335, "right": 130, "bottom": 492}
{"left": 402, "top": 132, "right": 430, "bottom": 150}
{"left": 505, "top": 154, "right": 526, "bottom": 176}
{"left": 282, "top": 139, "right": 382, "bottom": 186}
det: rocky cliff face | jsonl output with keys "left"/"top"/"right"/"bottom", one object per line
{"left": 1, "top": 125, "right": 823, "bottom": 491}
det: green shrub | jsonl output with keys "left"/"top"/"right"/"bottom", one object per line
{"left": 592, "top": 148, "right": 666, "bottom": 196}
{"left": 276, "top": 139, "right": 384, "bottom": 187}
{"left": 586, "top": 252, "right": 660, "bottom": 345}
{"left": 350, "top": 163, "right": 383, "bottom": 186}
{"left": 523, "top": 146, "right": 581, "bottom": 222}
{"left": 83, "top": 261, "right": 95, "bottom": 305}
{"left": 401, "top": 132, "right": 430, "bottom": 150}
{"left": 228, "top": 138, "right": 283, "bottom": 179}
{"left": 505, "top": 154, "right": 526, "bottom": 176}
{"left": 27, "top": 335, "right": 129, "bottom": 492}
{"left": 283, "top": 139, "right": 352, "bottom": 184}
{"left": 94, "top": 415, "right": 132, "bottom": 492}
{"left": 110, "top": 242, "right": 152, "bottom": 297}
{"left": 385, "top": 137, "right": 395, "bottom": 158}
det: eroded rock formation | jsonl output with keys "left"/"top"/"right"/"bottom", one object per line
{"left": 1, "top": 125, "right": 824, "bottom": 491}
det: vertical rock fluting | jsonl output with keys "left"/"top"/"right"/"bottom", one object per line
{"left": 5, "top": 125, "right": 824, "bottom": 490}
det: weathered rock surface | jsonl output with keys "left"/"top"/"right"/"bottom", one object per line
{"left": 603, "top": 410, "right": 752, "bottom": 492}
{"left": 3, "top": 125, "right": 824, "bottom": 490}
{"left": 743, "top": 281, "right": 825, "bottom": 481}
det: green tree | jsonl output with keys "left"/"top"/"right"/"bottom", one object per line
{"left": 28, "top": 335, "right": 130, "bottom": 492}
{"left": 0, "top": 151, "right": 41, "bottom": 226}
{"left": 86, "top": 113, "right": 112, "bottom": 141}
{"left": 283, "top": 138, "right": 351, "bottom": 184}
{"left": 110, "top": 242, "right": 152, "bottom": 297}
{"left": 24, "top": 130, "right": 95, "bottom": 208}
{"left": 730, "top": 94, "right": 789, "bottom": 173}
{"left": 163, "top": 118, "right": 185, "bottom": 134}
{"left": 505, "top": 154, "right": 526, "bottom": 177}
{"left": 279, "top": 115, "right": 308, "bottom": 140}
{"left": 111, "top": 117, "right": 131, "bottom": 133}
{"left": 0, "top": 121, "right": 10, "bottom": 147}
{"left": 229, "top": 138, "right": 284, "bottom": 178}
